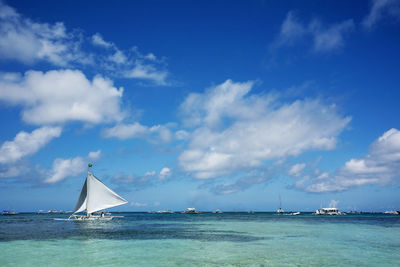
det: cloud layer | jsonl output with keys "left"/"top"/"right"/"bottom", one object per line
{"left": 299, "top": 128, "right": 400, "bottom": 192}
{"left": 0, "top": 69, "right": 125, "bottom": 125}
{"left": 102, "top": 122, "right": 172, "bottom": 143}
{"left": 0, "top": 2, "right": 169, "bottom": 85}
{"left": 363, "top": 0, "right": 400, "bottom": 29}
{"left": 0, "top": 1, "right": 87, "bottom": 66}
{"left": 178, "top": 79, "right": 351, "bottom": 179}
{"left": 0, "top": 126, "right": 61, "bottom": 164}
{"left": 45, "top": 150, "right": 102, "bottom": 183}
{"left": 275, "top": 11, "right": 354, "bottom": 52}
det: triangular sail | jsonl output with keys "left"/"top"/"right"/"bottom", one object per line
{"left": 74, "top": 179, "right": 87, "bottom": 213}
{"left": 73, "top": 171, "right": 128, "bottom": 214}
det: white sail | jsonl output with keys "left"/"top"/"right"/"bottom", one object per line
{"left": 73, "top": 171, "right": 128, "bottom": 214}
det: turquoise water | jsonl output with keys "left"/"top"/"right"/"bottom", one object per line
{"left": 1, "top": 213, "right": 400, "bottom": 266}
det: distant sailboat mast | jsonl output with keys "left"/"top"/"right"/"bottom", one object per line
{"left": 277, "top": 194, "right": 284, "bottom": 213}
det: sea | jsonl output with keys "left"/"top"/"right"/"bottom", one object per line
{"left": 1, "top": 212, "right": 399, "bottom": 266}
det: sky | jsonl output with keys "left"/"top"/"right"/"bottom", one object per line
{"left": 0, "top": 0, "right": 399, "bottom": 212}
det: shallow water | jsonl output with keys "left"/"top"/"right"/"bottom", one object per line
{"left": 1, "top": 212, "right": 399, "bottom": 266}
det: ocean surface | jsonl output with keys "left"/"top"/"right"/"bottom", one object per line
{"left": 1, "top": 212, "right": 399, "bottom": 266}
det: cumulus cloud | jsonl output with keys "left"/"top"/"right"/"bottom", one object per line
{"left": 175, "top": 130, "right": 190, "bottom": 140}
{"left": 0, "top": 1, "right": 88, "bottom": 66}
{"left": 275, "top": 11, "right": 354, "bottom": 52}
{"left": 178, "top": 79, "right": 351, "bottom": 179}
{"left": 91, "top": 33, "right": 113, "bottom": 48}
{"left": 0, "top": 69, "right": 125, "bottom": 125}
{"left": 288, "top": 163, "right": 306, "bottom": 177}
{"left": 300, "top": 128, "right": 400, "bottom": 192}
{"left": 88, "top": 150, "right": 101, "bottom": 160}
{"left": 363, "top": 0, "right": 400, "bottom": 29}
{"left": 124, "top": 63, "right": 168, "bottom": 85}
{"left": 102, "top": 122, "right": 172, "bottom": 143}
{"left": 114, "top": 170, "right": 157, "bottom": 189}
{"left": 211, "top": 169, "right": 271, "bottom": 195}
{"left": 44, "top": 150, "right": 101, "bottom": 183}
{"left": 91, "top": 33, "right": 168, "bottom": 84}
{"left": 0, "top": 126, "right": 61, "bottom": 164}
{"left": 0, "top": 2, "right": 169, "bottom": 85}
{"left": 159, "top": 167, "right": 172, "bottom": 180}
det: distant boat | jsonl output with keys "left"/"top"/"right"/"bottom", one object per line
{"left": 213, "top": 209, "right": 223, "bottom": 214}
{"left": 277, "top": 195, "right": 284, "bottom": 213}
{"left": 157, "top": 210, "right": 174, "bottom": 214}
{"left": 384, "top": 210, "right": 400, "bottom": 215}
{"left": 315, "top": 208, "right": 343, "bottom": 215}
{"left": 48, "top": 210, "right": 58, "bottom": 213}
{"left": 56, "top": 167, "right": 128, "bottom": 221}
{"left": 2, "top": 210, "right": 18, "bottom": 215}
{"left": 182, "top": 208, "right": 200, "bottom": 214}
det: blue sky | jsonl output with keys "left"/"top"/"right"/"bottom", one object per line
{"left": 0, "top": 0, "right": 400, "bottom": 212}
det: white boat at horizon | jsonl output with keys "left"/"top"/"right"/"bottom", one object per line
{"left": 56, "top": 167, "right": 128, "bottom": 221}
{"left": 277, "top": 194, "right": 284, "bottom": 213}
{"left": 315, "top": 207, "right": 343, "bottom": 215}
{"left": 182, "top": 208, "right": 200, "bottom": 214}
{"left": 157, "top": 210, "right": 174, "bottom": 214}
{"left": 2, "top": 210, "right": 18, "bottom": 215}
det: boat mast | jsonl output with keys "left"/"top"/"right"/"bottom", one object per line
{"left": 279, "top": 194, "right": 282, "bottom": 210}
{"left": 86, "top": 163, "right": 92, "bottom": 217}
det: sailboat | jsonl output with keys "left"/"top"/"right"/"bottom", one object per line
{"left": 56, "top": 166, "right": 128, "bottom": 221}
{"left": 277, "top": 194, "right": 284, "bottom": 214}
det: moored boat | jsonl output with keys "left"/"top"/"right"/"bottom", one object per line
{"left": 315, "top": 208, "right": 343, "bottom": 215}
{"left": 182, "top": 208, "right": 200, "bottom": 214}
{"left": 2, "top": 210, "right": 18, "bottom": 215}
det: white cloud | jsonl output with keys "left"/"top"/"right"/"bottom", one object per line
{"left": 45, "top": 156, "right": 86, "bottom": 183}
{"left": 102, "top": 122, "right": 172, "bottom": 143}
{"left": 175, "top": 130, "right": 190, "bottom": 140}
{"left": 159, "top": 167, "right": 171, "bottom": 180}
{"left": 288, "top": 163, "right": 306, "bottom": 177}
{"left": 0, "top": 126, "right": 61, "bottom": 164}
{"left": 363, "top": 0, "right": 400, "bottom": 29}
{"left": 113, "top": 170, "right": 157, "bottom": 189}
{"left": 301, "top": 128, "right": 400, "bottom": 192}
{"left": 88, "top": 150, "right": 102, "bottom": 160}
{"left": 0, "top": 69, "right": 125, "bottom": 125}
{"left": 179, "top": 79, "right": 350, "bottom": 179}
{"left": 124, "top": 63, "right": 168, "bottom": 85}
{"left": 92, "top": 33, "right": 113, "bottom": 48}
{"left": 130, "top": 202, "right": 148, "bottom": 207}
{"left": 108, "top": 50, "right": 127, "bottom": 64}
{"left": 211, "top": 169, "right": 270, "bottom": 195}
{"left": 44, "top": 150, "right": 100, "bottom": 183}
{"left": 275, "top": 11, "right": 354, "bottom": 52}
{"left": 0, "top": 2, "right": 169, "bottom": 85}
{"left": 0, "top": 2, "right": 86, "bottom": 66}
{"left": 145, "top": 170, "right": 156, "bottom": 176}
{"left": 310, "top": 19, "right": 355, "bottom": 52}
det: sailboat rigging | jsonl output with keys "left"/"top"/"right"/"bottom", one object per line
{"left": 277, "top": 194, "right": 284, "bottom": 214}
{"left": 56, "top": 165, "right": 128, "bottom": 221}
